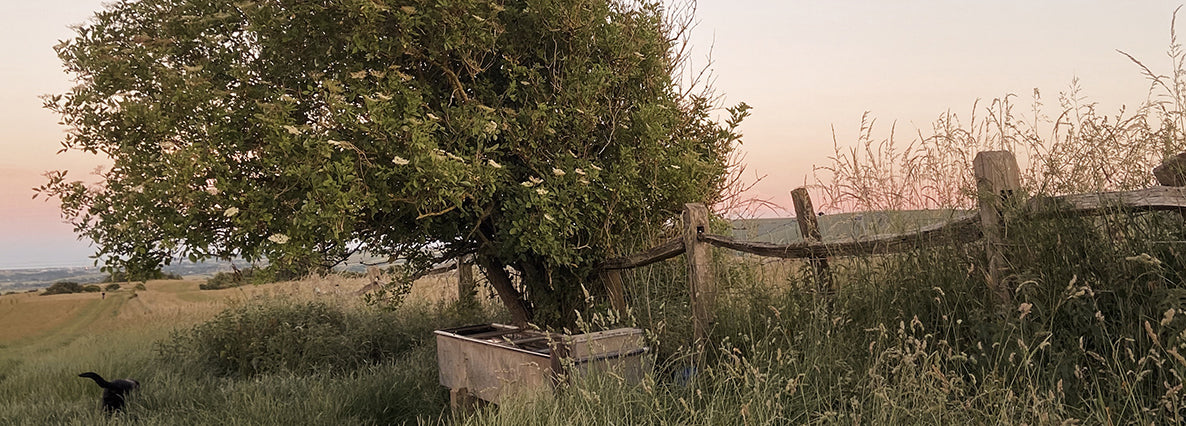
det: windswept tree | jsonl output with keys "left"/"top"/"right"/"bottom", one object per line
{"left": 40, "top": 0, "right": 747, "bottom": 326}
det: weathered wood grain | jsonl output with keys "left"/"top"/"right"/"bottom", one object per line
{"left": 791, "top": 188, "right": 832, "bottom": 297}
{"left": 974, "top": 151, "right": 1021, "bottom": 305}
{"left": 699, "top": 213, "right": 982, "bottom": 259}
{"left": 598, "top": 237, "right": 684, "bottom": 270}
{"left": 1028, "top": 186, "right": 1186, "bottom": 215}
{"left": 1155, "top": 152, "right": 1186, "bottom": 187}
{"left": 683, "top": 203, "right": 714, "bottom": 344}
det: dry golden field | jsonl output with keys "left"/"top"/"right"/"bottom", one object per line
{"left": 0, "top": 270, "right": 468, "bottom": 348}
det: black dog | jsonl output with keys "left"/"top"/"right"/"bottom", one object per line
{"left": 78, "top": 372, "right": 139, "bottom": 412}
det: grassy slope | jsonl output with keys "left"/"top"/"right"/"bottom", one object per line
{"left": 0, "top": 275, "right": 466, "bottom": 425}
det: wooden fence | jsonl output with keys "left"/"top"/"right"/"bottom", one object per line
{"left": 596, "top": 150, "right": 1186, "bottom": 343}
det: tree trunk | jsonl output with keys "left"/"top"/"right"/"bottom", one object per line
{"left": 517, "top": 259, "right": 582, "bottom": 328}
{"left": 477, "top": 255, "right": 532, "bottom": 326}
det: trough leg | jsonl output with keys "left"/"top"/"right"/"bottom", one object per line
{"left": 450, "top": 387, "right": 478, "bottom": 414}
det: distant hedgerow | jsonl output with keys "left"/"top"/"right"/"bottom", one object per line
{"left": 102, "top": 270, "right": 182, "bottom": 283}
{"left": 41, "top": 281, "right": 82, "bottom": 295}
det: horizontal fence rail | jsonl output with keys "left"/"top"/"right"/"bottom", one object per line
{"left": 1029, "top": 186, "right": 1186, "bottom": 216}
{"left": 600, "top": 238, "right": 685, "bottom": 270}
{"left": 699, "top": 213, "right": 982, "bottom": 259}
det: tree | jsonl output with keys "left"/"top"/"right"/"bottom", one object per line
{"left": 40, "top": 0, "right": 746, "bottom": 327}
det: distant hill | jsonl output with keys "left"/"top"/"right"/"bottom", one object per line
{"left": 0, "top": 260, "right": 234, "bottom": 293}
{"left": 730, "top": 209, "right": 968, "bottom": 244}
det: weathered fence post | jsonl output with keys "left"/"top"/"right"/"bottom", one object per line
{"left": 973, "top": 151, "right": 1020, "bottom": 306}
{"left": 599, "top": 269, "right": 628, "bottom": 314}
{"left": 683, "top": 203, "right": 714, "bottom": 344}
{"left": 1154, "top": 152, "right": 1186, "bottom": 220}
{"left": 457, "top": 256, "right": 476, "bottom": 306}
{"left": 1154, "top": 152, "right": 1186, "bottom": 187}
{"left": 791, "top": 188, "right": 832, "bottom": 299}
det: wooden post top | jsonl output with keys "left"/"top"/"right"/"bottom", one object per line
{"left": 973, "top": 151, "right": 1021, "bottom": 193}
{"left": 1154, "top": 152, "right": 1186, "bottom": 187}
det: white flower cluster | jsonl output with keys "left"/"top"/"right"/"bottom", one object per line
{"left": 521, "top": 176, "right": 543, "bottom": 187}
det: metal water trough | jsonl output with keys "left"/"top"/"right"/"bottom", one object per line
{"left": 435, "top": 323, "right": 648, "bottom": 405}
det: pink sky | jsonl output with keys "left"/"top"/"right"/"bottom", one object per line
{"left": 1, "top": 0, "right": 1180, "bottom": 268}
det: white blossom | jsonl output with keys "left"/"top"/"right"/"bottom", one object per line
{"left": 521, "top": 176, "right": 543, "bottom": 187}
{"left": 224, "top": 207, "right": 239, "bottom": 217}
{"left": 552, "top": 168, "right": 566, "bottom": 176}
{"left": 488, "top": 159, "right": 503, "bottom": 169}
{"left": 283, "top": 125, "right": 301, "bottom": 135}
{"left": 268, "top": 234, "right": 290, "bottom": 244}
{"left": 574, "top": 168, "right": 586, "bottom": 175}
{"left": 535, "top": 188, "right": 548, "bottom": 195}
{"left": 392, "top": 156, "right": 410, "bottom": 165}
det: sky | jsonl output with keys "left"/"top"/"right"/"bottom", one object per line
{"left": 0, "top": 0, "right": 1181, "bottom": 269}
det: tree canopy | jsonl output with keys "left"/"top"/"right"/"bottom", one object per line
{"left": 41, "top": 0, "right": 747, "bottom": 326}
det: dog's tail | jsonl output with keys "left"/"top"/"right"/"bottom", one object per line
{"left": 78, "top": 372, "right": 111, "bottom": 388}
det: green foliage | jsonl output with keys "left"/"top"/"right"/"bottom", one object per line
{"left": 103, "top": 283, "right": 120, "bottom": 291}
{"left": 40, "top": 281, "right": 83, "bottom": 295}
{"left": 134, "top": 283, "right": 147, "bottom": 291}
{"left": 40, "top": 0, "right": 744, "bottom": 327}
{"left": 199, "top": 270, "right": 243, "bottom": 290}
{"left": 81, "top": 285, "right": 101, "bottom": 293}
